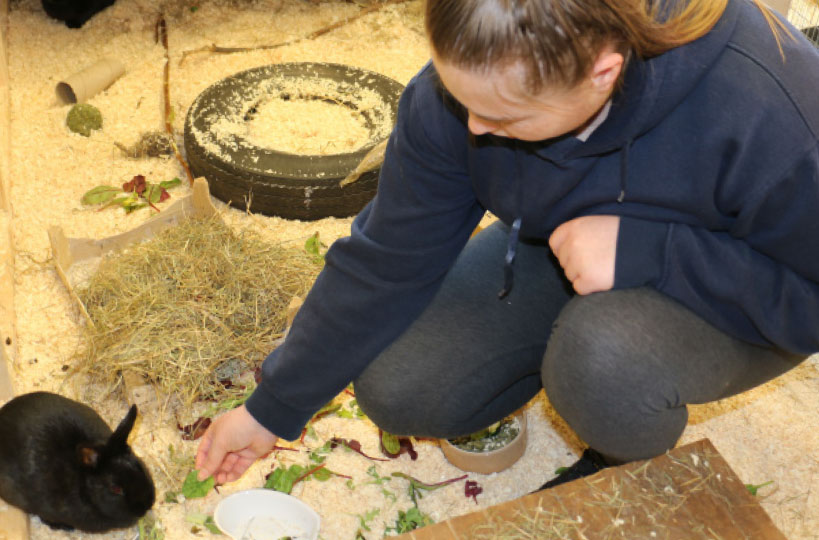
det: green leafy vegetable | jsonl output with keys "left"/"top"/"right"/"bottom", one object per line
{"left": 379, "top": 429, "right": 418, "bottom": 460}
{"left": 80, "top": 175, "right": 181, "bottom": 213}
{"left": 392, "top": 471, "right": 467, "bottom": 505}
{"left": 311, "top": 466, "right": 333, "bottom": 481}
{"left": 381, "top": 487, "right": 397, "bottom": 502}
{"left": 145, "top": 183, "right": 165, "bottom": 204}
{"left": 303, "top": 423, "right": 318, "bottom": 441}
{"left": 353, "top": 508, "right": 380, "bottom": 532}
{"left": 138, "top": 514, "right": 165, "bottom": 540}
{"left": 160, "top": 177, "right": 182, "bottom": 189}
{"left": 337, "top": 399, "right": 366, "bottom": 419}
{"left": 201, "top": 386, "right": 254, "bottom": 418}
{"left": 181, "top": 470, "right": 215, "bottom": 499}
{"left": 120, "top": 193, "right": 147, "bottom": 213}
{"left": 300, "top": 402, "right": 342, "bottom": 442}
{"left": 381, "top": 431, "right": 401, "bottom": 455}
{"left": 185, "top": 512, "right": 220, "bottom": 534}
{"left": 448, "top": 415, "right": 520, "bottom": 452}
{"left": 264, "top": 463, "right": 334, "bottom": 493}
{"left": 304, "top": 232, "right": 325, "bottom": 263}
{"left": 365, "top": 465, "right": 391, "bottom": 486}
{"left": 309, "top": 440, "right": 335, "bottom": 464}
{"left": 746, "top": 480, "right": 774, "bottom": 496}
{"left": 384, "top": 507, "right": 434, "bottom": 534}
{"left": 81, "top": 185, "right": 121, "bottom": 205}
{"left": 265, "top": 464, "right": 305, "bottom": 494}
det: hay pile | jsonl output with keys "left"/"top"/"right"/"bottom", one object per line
{"left": 73, "top": 216, "right": 324, "bottom": 405}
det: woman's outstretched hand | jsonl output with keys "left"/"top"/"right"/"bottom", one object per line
{"left": 549, "top": 215, "right": 620, "bottom": 295}
{"left": 195, "top": 404, "right": 279, "bottom": 484}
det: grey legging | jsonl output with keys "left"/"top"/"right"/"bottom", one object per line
{"left": 354, "top": 221, "right": 806, "bottom": 463}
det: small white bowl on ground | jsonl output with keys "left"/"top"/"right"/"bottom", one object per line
{"left": 214, "top": 489, "right": 320, "bottom": 540}
{"left": 440, "top": 411, "right": 528, "bottom": 474}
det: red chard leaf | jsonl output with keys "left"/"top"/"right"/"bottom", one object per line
{"left": 379, "top": 429, "right": 417, "bottom": 460}
{"left": 465, "top": 480, "right": 483, "bottom": 503}
{"left": 178, "top": 417, "right": 212, "bottom": 440}
{"left": 122, "top": 175, "right": 147, "bottom": 195}
{"left": 329, "top": 437, "right": 389, "bottom": 461}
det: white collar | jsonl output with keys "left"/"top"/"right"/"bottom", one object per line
{"left": 575, "top": 100, "right": 612, "bottom": 142}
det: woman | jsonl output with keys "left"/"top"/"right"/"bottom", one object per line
{"left": 196, "top": 0, "right": 819, "bottom": 489}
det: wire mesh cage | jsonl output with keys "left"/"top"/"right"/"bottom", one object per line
{"left": 787, "top": 0, "right": 819, "bottom": 45}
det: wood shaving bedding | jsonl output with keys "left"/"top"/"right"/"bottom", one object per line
{"left": 4, "top": 0, "right": 818, "bottom": 539}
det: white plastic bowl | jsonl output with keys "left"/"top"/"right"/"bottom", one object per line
{"left": 213, "top": 489, "right": 320, "bottom": 540}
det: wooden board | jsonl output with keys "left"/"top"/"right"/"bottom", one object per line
{"left": 0, "top": 0, "right": 9, "bottom": 211}
{"left": 0, "top": 0, "right": 29, "bottom": 536}
{"left": 0, "top": 0, "right": 15, "bottom": 392}
{"left": 397, "top": 439, "right": 786, "bottom": 540}
{"left": 0, "top": 348, "right": 29, "bottom": 540}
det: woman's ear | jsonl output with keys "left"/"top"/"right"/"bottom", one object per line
{"left": 589, "top": 48, "right": 625, "bottom": 92}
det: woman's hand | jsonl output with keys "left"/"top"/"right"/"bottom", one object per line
{"left": 195, "top": 405, "right": 279, "bottom": 484}
{"left": 549, "top": 215, "right": 620, "bottom": 295}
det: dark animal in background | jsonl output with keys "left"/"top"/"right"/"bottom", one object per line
{"left": 0, "top": 392, "right": 155, "bottom": 532}
{"left": 41, "top": 0, "right": 116, "bottom": 28}
{"left": 803, "top": 26, "right": 819, "bottom": 47}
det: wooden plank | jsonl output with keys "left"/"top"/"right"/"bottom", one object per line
{"left": 0, "top": 348, "right": 29, "bottom": 540}
{"left": 0, "top": 0, "right": 14, "bottom": 394}
{"left": 396, "top": 439, "right": 786, "bottom": 540}
{"left": 447, "top": 498, "right": 529, "bottom": 539}
{"left": 409, "top": 521, "right": 458, "bottom": 540}
{"left": 0, "top": 0, "right": 28, "bottom": 536}
{"left": 48, "top": 177, "right": 216, "bottom": 272}
{"left": 0, "top": 0, "right": 9, "bottom": 213}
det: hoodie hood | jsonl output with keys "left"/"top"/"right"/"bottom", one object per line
{"left": 495, "top": 0, "right": 742, "bottom": 296}
{"left": 532, "top": 0, "right": 742, "bottom": 164}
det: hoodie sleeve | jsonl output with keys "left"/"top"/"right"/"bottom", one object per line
{"left": 614, "top": 149, "right": 819, "bottom": 354}
{"left": 244, "top": 66, "right": 485, "bottom": 440}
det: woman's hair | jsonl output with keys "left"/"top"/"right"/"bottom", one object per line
{"left": 426, "top": 0, "right": 784, "bottom": 92}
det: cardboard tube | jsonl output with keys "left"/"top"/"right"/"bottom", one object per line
{"left": 56, "top": 58, "right": 125, "bottom": 104}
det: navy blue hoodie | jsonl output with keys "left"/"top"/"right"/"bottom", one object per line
{"left": 247, "top": 0, "right": 819, "bottom": 440}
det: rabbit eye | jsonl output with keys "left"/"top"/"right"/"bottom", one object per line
{"left": 110, "top": 485, "right": 124, "bottom": 496}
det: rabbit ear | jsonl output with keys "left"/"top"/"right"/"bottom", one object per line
{"left": 108, "top": 404, "right": 138, "bottom": 451}
{"left": 77, "top": 444, "right": 102, "bottom": 468}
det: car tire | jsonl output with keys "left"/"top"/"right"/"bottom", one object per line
{"left": 184, "top": 62, "right": 404, "bottom": 220}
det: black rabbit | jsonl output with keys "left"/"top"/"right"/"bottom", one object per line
{"left": 0, "top": 391, "right": 155, "bottom": 532}
{"left": 41, "top": 0, "right": 116, "bottom": 29}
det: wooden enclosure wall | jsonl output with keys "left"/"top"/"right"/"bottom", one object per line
{"left": 0, "top": 0, "right": 27, "bottom": 534}
{"left": 0, "top": 0, "right": 16, "bottom": 400}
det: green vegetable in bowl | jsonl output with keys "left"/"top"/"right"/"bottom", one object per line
{"left": 448, "top": 415, "right": 521, "bottom": 452}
